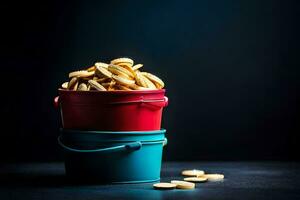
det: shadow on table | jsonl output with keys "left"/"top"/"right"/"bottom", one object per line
{"left": 0, "top": 172, "right": 105, "bottom": 187}
{"left": 0, "top": 173, "right": 74, "bottom": 187}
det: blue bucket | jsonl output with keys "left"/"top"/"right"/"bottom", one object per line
{"left": 58, "top": 129, "right": 167, "bottom": 184}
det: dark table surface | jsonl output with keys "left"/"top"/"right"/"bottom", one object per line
{"left": 0, "top": 162, "right": 299, "bottom": 200}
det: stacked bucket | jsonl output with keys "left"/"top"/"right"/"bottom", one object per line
{"left": 54, "top": 89, "right": 168, "bottom": 183}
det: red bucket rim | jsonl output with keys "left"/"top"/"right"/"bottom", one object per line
{"left": 58, "top": 88, "right": 165, "bottom": 94}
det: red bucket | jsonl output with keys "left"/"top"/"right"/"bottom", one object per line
{"left": 54, "top": 89, "right": 168, "bottom": 131}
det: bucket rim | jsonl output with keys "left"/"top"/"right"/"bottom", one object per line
{"left": 61, "top": 129, "right": 166, "bottom": 135}
{"left": 58, "top": 88, "right": 165, "bottom": 94}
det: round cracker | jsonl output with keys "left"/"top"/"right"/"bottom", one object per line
{"left": 171, "top": 180, "right": 195, "bottom": 189}
{"left": 154, "top": 82, "right": 163, "bottom": 89}
{"left": 182, "top": 170, "right": 205, "bottom": 177}
{"left": 153, "top": 183, "right": 176, "bottom": 190}
{"left": 118, "top": 63, "right": 136, "bottom": 77}
{"left": 78, "top": 83, "right": 88, "bottom": 91}
{"left": 135, "top": 71, "right": 148, "bottom": 87}
{"left": 108, "top": 64, "right": 133, "bottom": 80}
{"left": 109, "top": 64, "right": 135, "bottom": 78}
{"left": 117, "top": 62, "right": 134, "bottom": 68}
{"left": 94, "top": 77, "right": 109, "bottom": 83}
{"left": 130, "top": 84, "right": 152, "bottom": 90}
{"left": 86, "top": 66, "right": 96, "bottom": 72}
{"left": 183, "top": 177, "right": 208, "bottom": 183}
{"left": 110, "top": 57, "right": 134, "bottom": 65}
{"left": 61, "top": 82, "right": 68, "bottom": 89}
{"left": 199, "top": 174, "right": 224, "bottom": 181}
{"left": 88, "top": 80, "right": 107, "bottom": 91}
{"left": 69, "top": 70, "right": 94, "bottom": 78}
{"left": 95, "top": 66, "right": 112, "bottom": 78}
{"left": 112, "top": 74, "right": 135, "bottom": 86}
{"left": 132, "top": 64, "right": 143, "bottom": 71}
{"left": 141, "top": 74, "right": 156, "bottom": 89}
{"left": 95, "top": 62, "right": 109, "bottom": 68}
{"left": 116, "top": 84, "right": 132, "bottom": 91}
{"left": 140, "top": 72, "right": 164, "bottom": 88}
{"left": 67, "top": 77, "right": 78, "bottom": 89}
{"left": 73, "top": 81, "right": 79, "bottom": 91}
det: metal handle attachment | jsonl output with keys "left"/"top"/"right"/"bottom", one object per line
{"left": 54, "top": 96, "right": 59, "bottom": 108}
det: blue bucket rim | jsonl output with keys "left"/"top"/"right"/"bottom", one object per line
{"left": 61, "top": 129, "right": 166, "bottom": 135}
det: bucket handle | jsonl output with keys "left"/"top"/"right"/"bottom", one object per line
{"left": 58, "top": 135, "right": 142, "bottom": 153}
{"left": 110, "top": 96, "right": 168, "bottom": 108}
{"left": 58, "top": 136, "right": 167, "bottom": 153}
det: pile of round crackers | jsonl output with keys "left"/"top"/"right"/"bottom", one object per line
{"left": 61, "top": 57, "right": 165, "bottom": 91}
{"left": 153, "top": 169, "right": 224, "bottom": 190}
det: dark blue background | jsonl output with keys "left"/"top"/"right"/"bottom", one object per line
{"left": 1, "top": 0, "right": 299, "bottom": 162}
